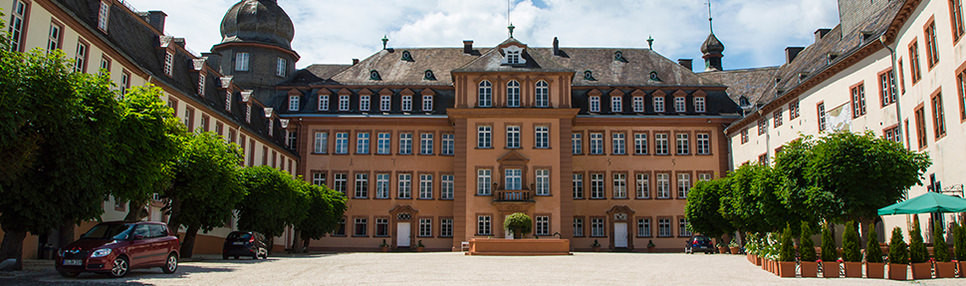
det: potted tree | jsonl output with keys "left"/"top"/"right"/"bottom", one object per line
{"left": 380, "top": 239, "right": 390, "bottom": 252}
{"left": 865, "top": 224, "right": 885, "bottom": 278}
{"left": 841, "top": 221, "right": 862, "bottom": 278}
{"left": 717, "top": 239, "right": 728, "bottom": 254}
{"left": 593, "top": 239, "right": 602, "bottom": 252}
{"left": 646, "top": 240, "right": 655, "bottom": 253}
{"left": 908, "top": 216, "right": 931, "bottom": 280}
{"left": 888, "top": 227, "right": 908, "bottom": 280}
{"left": 503, "top": 212, "right": 532, "bottom": 239}
{"left": 821, "top": 223, "right": 839, "bottom": 278}
{"left": 800, "top": 222, "right": 818, "bottom": 277}
{"left": 777, "top": 224, "right": 796, "bottom": 277}
{"left": 933, "top": 222, "right": 954, "bottom": 278}
{"left": 416, "top": 240, "right": 425, "bottom": 252}
{"left": 955, "top": 222, "right": 966, "bottom": 278}
{"left": 729, "top": 238, "right": 740, "bottom": 254}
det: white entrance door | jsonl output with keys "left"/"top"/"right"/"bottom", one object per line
{"left": 397, "top": 222, "right": 411, "bottom": 247}
{"left": 614, "top": 223, "right": 628, "bottom": 248}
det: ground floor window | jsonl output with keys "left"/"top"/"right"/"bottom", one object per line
{"left": 418, "top": 218, "right": 432, "bottom": 237}
{"left": 535, "top": 216, "right": 550, "bottom": 236}
{"left": 591, "top": 217, "right": 605, "bottom": 237}
{"left": 658, "top": 218, "right": 672, "bottom": 237}
{"left": 375, "top": 218, "right": 389, "bottom": 237}
{"left": 573, "top": 217, "right": 584, "bottom": 237}
{"left": 637, "top": 218, "right": 651, "bottom": 237}
{"left": 334, "top": 218, "right": 346, "bottom": 236}
{"left": 679, "top": 218, "right": 691, "bottom": 237}
{"left": 440, "top": 218, "right": 453, "bottom": 237}
{"left": 478, "top": 215, "right": 492, "bottom": 235}
{"left": 353, "top": 218, "right": 366, "bottom": 237}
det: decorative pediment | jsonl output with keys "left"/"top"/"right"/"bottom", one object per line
{"left": 159, "top": 36, "right": 174, "bottom": 48}
{"left": 651, "top": 90, "right": 666, "bottom": 97}
{"left": 263, "top": 107, "right": 274, "bottom": 118}
{"left": 420, "top": 88, "right": 435, "bottom": 96}
{"left": 673, "top": 90, "right": 688, "bottom": 97}
{"left": 279, "top": 119, "right": 290, "bottom": 129}
{"left": 497, "top": 150, "right": 529, "bottom": 165}
{"left": 588, "top": 89, "right": 603, "bottom": 97}
{"left": 192, "top": 58, "right": 207, "bottom": 71}
{"left": 692, "top": 90, "right": 707, "bottom": 97}
{"left": 399, "top": 88, "right": 415, "bottom": 96}
{"left": 501, "top": 45, "right": 527, "bottom": 65}
{"left": 631, "top": 89, "right": 646, "bottom": 97}
{"left": 287, "top": 89, "right": 301, "bottom": 96}
{"left": 240, "top": 90, "right": 253, "bottom": 103}
{"left": 606, "top": 205, "right": 636, "bottom": 216}
{"left": 388, "top": 205, "right": 419, "bottom": 217}
{"left": 220, "top": 76, "right": 233, "bottom": 89}
{"left": 337, "top": 88, "right": 352, "bottom": 95}
{"left": 609, "top": 89, "right": 625, "bottom": 97}
{"left": 317, "top": 88, "right": 332, "bottom": 95}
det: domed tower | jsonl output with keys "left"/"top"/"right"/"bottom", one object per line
{"left": 700, "top": 33, "right": 724, "bottom": 72}
{"left": 212, "top": 0, "right": 299, "bottom": 89}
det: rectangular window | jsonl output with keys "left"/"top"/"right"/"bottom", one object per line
{"left": 441, "top": 134, "right": 454, "bottom": 155}
{"left": 504, "top": 169, "right": 522, "bottom": 190}
{"left": 335, "top": 132, "right": 349, "bottom": 154}
{"left": 441, "top": 175, "right": 454, "bottom": 200}
{"left": 397, "top": 173, "right": 412, "bottom": 199}
{"left": 960, "top": 69, "right": 966, "bottom": 121}
{"left": 636, "top": 173, "right": 650, "bottom": 199}
{"left": 884, "top": 126, "right": 902, "bottom": 143}
{"left": 591, "top": 218, "right": 605, "bottom": 237}
{"left": 380, "top": 95, "right": 391, "bottom": 111}
{"left": 197, "top": 72, "right": 206, "bottom": 97}
{"left": 773, "top": 109, "right": 783, "bottom": 127}
{"left": 655, "top": 133, "right": 669, "bottom": 155}
{"left": 679, "top": 218, "right": 691, "bottom": 237}
{"left": 573, "top": 173, "right": 584, "bottom": 199}
{"left": 319, "top": 95, "right": 329, "bottom": 111}
{"left": 674, "top": 97, "right": 686, "bottom": 112}
{"left": 8, "top": 0, "right": 27, "bottom": 52}
{"left": 757, "top": 118, "right": 767, "bottom": 135}
{"left": 899, "top": 59, "right": 907, "bottom": 94}
{"left": 677, "top": 173, "right": 691, "bottom": 199}
{"left": 611, "top": 96, "right": 622, "bottom": 113}
{"left": 573, "top": 217, "right": 584, "bottom": 237}
{"left": 535, "top": 126, "right": 549, "bottom": 149}
{"left": 477, "top": 215, "right": 492, "bottom": 235}
{"left": 440, "top": 218, "right": 453, "bottom": 237}
{"left": 422, "top": 95, "right": 433, "bottom": 111}
{"left": 589, "top": 132, "right": 603, "bottom": 155}
{"left": 817, "top": 102, "right": 827, "bottom": 132}
{"left": 47, "top": 22, "right": 62, "bottom": 51}
{"left": 740, "top": 129, "right": 749, "bottom": 144}
{"left": 183, "top": 107, "right": 194, "bottom": 133}
{"left": 419, "top": 174, "right": 433, "bottom": 199}
{"left": 288, "top": 95, "right": 300, "bottom": 111}
{"left": 420, "top": 133, "right": 434, "bottom": 155}
{"left": 334, "top": 173, "right": 347, "bottom": 195}
{"left": 571, "top": 133, "right": 582, "bottom": 154}
{"left": 909, "top": 40, "right": 922, "bottom": 84}
{"left": 656, "top": 173, "right": 670, "bottom": 199}
{"left": 698, "top": 173, "right": 713, "bottom": 182}
{"left": 535, "top": 169, "right": 550, "bottom": 196}
{"left": 276, "top": 58, "right": 287, "bottom": 77}
{"left": 360, "top": 95, "right": 370, "bottom": 112}
{"left": 478, "top": 126, "right": 492, "bottom": 148}
{"left": 535, "top": 216, "right": 550, "bottom": 236}
{"left": 477, "top": 169, "right": 492, "bottom": 195}
{"left": 163, "top": 51, "right": 174, "bottom": 76}
{"left": 339, "top": 95, "right": 350, "bottom": 111}
{"left": 235, "top": 52, "right": 249, "bottom": 71}
{"left": 402, "top": 95, "right": 412, "bottom": 111}
{"left": 932, "top": 92, "right": 947, "bottom": 139}
{"left": 634, "top": 133, "right": 648, "bottom": 155}
{"left": 694, "top": 97, "right": 706, "bottom": 113}
{"left": 789, "top": 100, "right": 800, "bottom": 119}
{"left": 354, "top": 173, "right": 368, "bottom": 199}
{"left": 658, "top": 218, "right": 672, "bottom": 237}
{"left": 880, "top": 70, "right": 897, "bottom": 107}
{"left": 851, "top": 83, "right": 867, "bottom": 118}
{"left": 312, "top": 172, "right": 326, "bottom": 186}
{"left": 589, "top": 96, "right": 600, "bottom": 112}
{"left": 954, "top": 0, "right": 966, "bottom": 42}
{"left": 97, "top": 1, "right": 110, "bottom": 31}
{"left": 613, "top": 173, "right": 627, "bottom": 199}
{"left": 612, "top": 132, "right": 626, "bottom": 155}
{"left": 633, "top": 96, "right": 644, "bottom": 112}
{"left": 285, "top": 130, "right": 296, "bottom": 149}
{"left": 314, "top": 132, "right": 328, "bottom": 154}
{"left": 375, "top": 173, "right": 390, "bottom": 199}
{"left": 354, "top": 218, "right": 367, "bottom": 237}
{"left": 418, "top": 218, "right": 432, "bottom": 237}
{"left": 925, "top": 20, "right": 940, "bottom": 68}
{"left": 399, "top": 133, "right": 413, "bottom": 154}
{"left": 200, "top": 115, "right": 210, "bottom": 132}
{"left": 74, "top": 42, "right": 88, "bottom": 73}
{"left": 638, "top": 218, "right": 652, "bottom": 237}
{"left": 675, "top": 133, "right": 689, "bottom": 155}
{"left": 654, "top": 96, "right": 665, "bottom": 112}
{"left": 696, "top": 133, "right": 710, "bottom": 155}
{"left": 376, "top": 218, "right": 389, "bottom": 237}
{"left": 506, "top": 126, "right": 520, "bottom": 148}
{"left": 334, "top": 218, "right": 345, "bottom": 236}
{"left": 590, "top": 173, "right": 605, "bottom": 199}
{"left": 377, "top": 132, "right": 391, "bottom": 154}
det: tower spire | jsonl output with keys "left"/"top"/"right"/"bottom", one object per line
{"left": 707, "top": 0, "right": 714, "bottom": 34}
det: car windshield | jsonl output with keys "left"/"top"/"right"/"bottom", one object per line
{"left": 80, "top": 224, "right": 135, "bottom": 240}
{"left": 228, "top": 232, "right": 252, "bottom": 241}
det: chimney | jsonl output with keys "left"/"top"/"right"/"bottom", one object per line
{"left": 145, "top": 11, "right": 167, "bottom": 34}
{"left": 814, "top": 28, "right": 831, "bottom": 42}
{"left": 553, "top": 37, "right": 559, "bottom": 56}
{"left": 352, "top": 59, "right": 359, "bottom": 65}
{"left": 785, "top": 47, "right": 804, "bottom": 64}
{"left": 678, "top": 59, "right": 693, "bottom": 71}
{"left": 463, "top": 40, "right": 473, "bottom": 54}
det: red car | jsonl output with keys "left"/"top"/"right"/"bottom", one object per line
{"left": 55, "top": 221, "right": 180, "bottom": 278}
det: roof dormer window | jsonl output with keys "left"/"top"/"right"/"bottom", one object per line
{"left": 502, "top": 45, "right": 526, "bottom": 65}
{"left": 614, "top": 51, "right": 626, "bottom": 62}
{"left": 370, "top": 70, "right": 382, "bottom": 81}
{"left": 401, "top": 51, "right": 414, "bottom": 62}
{"left": 424, "top": 70, "right": 436, "bottom": 81}
{"left": 584, "top": 70, "right": 596, "bottom": 81}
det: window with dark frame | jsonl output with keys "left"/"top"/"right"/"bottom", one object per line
{"left": 909, "top": 40, "right": 922, "bottom": 84}
{"left": 880, "top": 70, "right": 897, "bottom": 106}
{"left": 851, "top": 83, "right": 867, "bottom": 118}
{"left": 925, "top": 19, "right": 940, "bottom": 69}
{"left": 953, "top": 0, "right": 966, "bottom": 42}
{"left": 354, "top": 218, "right": 367, "bottom": 237}
{"left": 915, "top": 104, "right": 928, "bottom": 149}
{"left": 932, "top": 92, "right": 947, "bottom": 139}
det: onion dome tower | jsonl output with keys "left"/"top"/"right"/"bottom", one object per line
{"left": 212, "top": 0, "right": 299, "bottom": 89}
{"left": 700, "top": 34, "right": 724, "bottom": 71}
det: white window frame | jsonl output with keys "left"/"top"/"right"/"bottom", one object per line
{"left": 399, "top": 133, "right": 413, "bottom": 154}
{"left": 441, "top": 134, "right": 454, "bottom": 155}
{"left": 535, "top": 216, "right": 550, "bottom": 236}
{"left": 354, "top": 173, "right": 368, "bottom": 198}
{"left": 655, "top": 133, "right": 669, "bottom": 155}
{"left": 402, "top": 95, "right": 413, "bottom": 111}
{"left": 441, "top": 175, "right": 454, "bottom": 200}
{"left": 334, "top": 173, "right": 347, "bottom": 195}
{"left": 478, "top": 215, "right": 492, "bottom": 235}
{"left": 657, "top": 173, "right": 670, "bottom": 199}
{"left": 674, "top": 97, "right": 686, "bottom": 112}
{"left": 653, "top": 96, "right": 665, "bottom": 112}
{"left": 74, "top": 42, "right": 87, "bottom": 73}
{"left": 633, "top": 96, "right": 644, "bottom": 112}
{"left": 507, "top": 80, "right": 521, "bottom": 107}
{"left": 440, "top": 218, "right": 453, "bottom": 237}
{"left": 634, "top": 133, "right": 648, "bottom": 155}
{"left": 506, "top": 125, "right": 520, "bottom": 148}
{"left": 420, "top": 133, "right": 433, "bottom": 155}
{"left": 680, "top": 218, "right": 691, "bottom": 237}
{"left": 478, "top": 126, "right": 492, "bottom": 148}
{"left": 478, "top": 80, "right": 492, "bottom": 107}
{"left": 97, "top": 1, "right": 110, "bottom": 31}
{"left": 589, "top": 96, "right": 600, "bottom": 112}
{"left": 636, "top": 173, "right": 650, "bottom": 199}
{"left": 535, "top": 126, "right": 549, "bottom": 149}
{"left": 397, "top": 174, "right": 412, "bottom": 199}
{"left": 535, "top": 80, "right": 549, "bottom": 107}
{"left": 276, "top": 57, "right": 287, "bottom": 77}
{"left": 696, "top": 133, "right": 710, "bottom": 155}
{"left": 380, "top": 95, "right": 391, "bottom": 111}
{"left": 164, "top": 51, "right": 174, "bottom": 76}
{"left": 573, "top": 217, "right": 584, "bottom": 237}
{"left": 591, "top": 173, "right": 605, "bottom": 199}
{"left": 419, "top": 174, "right": 433, "bottom": 199}
{"left": 694, "top": 97, "right": 706, "bottom": 113}
{"left": 356, "top": 132, "right": 369, "bottom": 154}
{"left": 376, "top": 173, "right": 390, "bottom": 199}
{"left": 8, "top": 0, "right": 27, "bottom": 52}
{"left": 335, "top": 132, "right": 349, "bottom": 154}
{"left": 659, "top": 218, "right": 672, "bottom": 237}
{"left": 613, "top": 173, "right": 627, "bottom": 199}
{"left": 319, "top": 95, "right": 329, "bottom": 111}
{"left": 377, "top": 132, "right": 391, "bottom": 155}
{"left": 312, "top": 172, "right": 326, "bottom": 186}
{"left": 611, "top": 96, "right": 622, "bottom": 113}
{"left": 360, "top": 95, "right": 370, "bottom": 112}
{"left": 234, "top": 52, "right": 249, "bottom": 72}
{"left": 677, "top": 173, "right": 691, "bottom": 198}
{"left": 477, "top": 169, "right": 492, "bottom": 195}
{"left": 289, "top": 95, "right": 300, "bottom": 111}
{"left": 571, "top": 133, "right": 582, "bottom": 154}
{"left": 638, "top": 218, "right": 651, "bottom": 237}
{"left": 676, "top": 133, "right": 689, "bottom": 155}
{"left": 612, "top": 132, "right": 625, "bottom": 155}
{"left": 589, "top": 133, "right": 603, "bottom": 155}
{"left": 535, "top": 169, "right": 550, "bottom": 196}
{"left": 591, "top": 218, "right": 605, "bottom": 237}
{"left": 339, "top": 95, "right": 350, "bottom": 111}
{"left": 504, "top": 169, "right": 522, "bottom": 190}
{"left": 422, "top": 95, "right": 433, "bottom": 111}
{"left": 573, "top": 173, "right": 584, "bottom": 199}
{"left": 419, "top": 218, "right": 432, "bottom": 237}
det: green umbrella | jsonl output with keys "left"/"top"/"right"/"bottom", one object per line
{"left": 877, "top": 192, "right": 966, "bottom": 215}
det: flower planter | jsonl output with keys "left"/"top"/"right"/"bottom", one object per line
{"left": 762, "top": 259, "right": 769, "bottom": 271}
{"left": 935, "top": 262, "right": 955, "bottom": 278}
{"left": 866, "top": 262, "right": 885, "bottom": 278}
{"left": 416, "top": 246, "right": 424, "bottom": 252}
{"left": 843, "top": 262, "right": 861, "bottom": 278}
{"left": 719, "top": 246, "right": 728, "bottom": 254}
{"left": 800, "top": 261, "right": 818, "bottom": 277}
{"left": 593, "top": 246, "right": 601, "bottom": 252}
{"left": 888, "top": 263, "right": 907, "bottom": 280}
{"left": 910, "top": 262, "right": 931, "bottom": 279}
{"left": 771, "top": 260, "right": 778, "bottom": 275}
{"left": 960, "top": 261, "right": 966, "bottom": 278}
{"left": 755, "top": 256, "right": 762, "bottom": 266}
{"left": 730, "top": 247, "right": 740, "bottom": 254}
{"left": 380, "top": 246, "right": 389, "bottom": 252}
{"left": 778, "top": 261, "right": 796, "bottom": 277}
{"left": 822, "top": 261, "right": 839, "bottom": 278}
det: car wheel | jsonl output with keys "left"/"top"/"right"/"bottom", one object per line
{"left": 162, "top": 253, "right": 178, "bottom": 274}
{"left": 234, "top": 256, "right": 239, "bottom": 259}
{"left": 108, "top": 256, "right": 129, "bottom": 278}
{"left": 58, "top": 270, "right": 80, "bottom": 278}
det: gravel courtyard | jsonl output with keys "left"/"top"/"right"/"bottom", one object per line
{"left": 4, "top": 252, "right": 966, "bottom": 285}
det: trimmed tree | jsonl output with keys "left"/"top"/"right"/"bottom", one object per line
{"left": 779, "top": 224, "right": 795, "bottom": 262}
{"left": 294, "top": 183, "right": 347, "bottom": 251}
{"left": 503, "top": 213, "right": 532, "bottom": 238}
{"left": 866, "top": 224, "right": 883, "bottom": 263}
{"left": 236, "top": 166, "right": 309, "bottom": 253}
{"left": 955, "top": 222, "right": 966, "bottom": 260}
{"left": 933, "top": 221, "right": 949, "bottom": 262}
{"left": 908, "top": 216, "right": 928, "bottom": 264}
{"left": 774, "top": 137, "right": 822, "bottom": 226}
{"left": 821, "top": 222, "right": 837, "bottom": 261}
{"left": 888, "top": 227, "right": 908, "bottom": 264}
{"left": 685, "top": 178, "right": 733, "bottom": 239}
{"left": 720, "top": 164, "right": 787, "bottom": 234}
{"left": 800, "top": 222, "right": 817, "bottom": 262}
{"left": 842, "top": 221, "right": 861, "bottom": 262}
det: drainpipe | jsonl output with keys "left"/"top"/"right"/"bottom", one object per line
{"left": 879, "top": 35, "right": 906, "bottom": 150}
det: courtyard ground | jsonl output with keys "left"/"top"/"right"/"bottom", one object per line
{"left": 1, "top": 252, "right": 964, "bottom": 285}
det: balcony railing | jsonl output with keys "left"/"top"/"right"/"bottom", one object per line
{"left": 494, "top": 189, "right": 534, "bottom": 202}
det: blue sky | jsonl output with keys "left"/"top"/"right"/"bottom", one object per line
{"left": 127, "top": 0, "right": 840, "bottom": 71}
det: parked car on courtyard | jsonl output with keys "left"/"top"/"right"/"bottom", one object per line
{"left": 55, "top": 221, "right": 180, "bottom": 278}
{"left": 684, "top": 235, "right": 715, "bottom": 254}
{"left": 223, "top": 231, "right": 268, "bottom": 260}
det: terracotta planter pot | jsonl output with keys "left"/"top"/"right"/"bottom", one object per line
{"left": 822, "top": 261, "right": 839, "bottom": 278}
{"left": 778, "top": 261, "right": 796, "bottom": 277}
{"left": 910, "top": 262, "right": 931, "bottom": 279}
{"left": 959, "top": 261, "right": 966, "bottom": 278}
{"left": 746, "top": 254, "right": 752, "bottom": 263}
{"left": 647, "top": 246, "right": 654, "bottom": 253}
{"left": 935, "top": 261, "right": 955, "bottom": 278}
{"left": 721, "top": 247, "right": 729, "bottom": 254}
{"left": 763, "top": 259, "right": 770, "bottom": 271}
{"left": 417, "top": 246, "right": 424, "bottom": 252}
{"left": 800, "top": 261, "right": 818, "bottom": 277}
{"left": 843, "top": 262, "right": 861, "bottom": 278}
{"left": 380, "top": 246, "right": 389, "bottom": 252}
{"left": 730, "top": 247, "right": 740, "bottom": 254}
{"left": 889, "top": 263, "right": 907, "bottom": 280}
{"left": 771, "top": 260, "right": 778, "bottom": 275}
{"left": 866, "top": 262, "right": 885, "bottom": 278}
{"left": 755, "top": 256, "right": 762, "bottom": 266}
{"left": 593, "top": 246, "right": 601, "bottom": 252}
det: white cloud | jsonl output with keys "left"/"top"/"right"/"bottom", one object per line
{"left": 125, "top": 0, "right": 839, "bottom": 70}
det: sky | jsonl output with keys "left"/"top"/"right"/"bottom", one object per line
{"left": 125, "top": 0, "right": 840, "bottom": 71}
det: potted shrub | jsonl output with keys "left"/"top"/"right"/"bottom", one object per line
{"left": 593, "top": 239, "right": 602, "bottom": 252}
{"left": 933, "top": 222, "right": 954, "bottom": 278}
{"left": 416, "top": 240, "right": 425, "bottom": 252}
{"left": 955, "top": 222, "right": 966, "bottom": 278}
{"left": 503, "top": 212, "right": 532, "bottom": 239}
{"left": 841, "top": 221, "right": 862, "bottom": 278}
{"left": 716, "top": 239, "right": 728, "bottom": 254}
{"left": 380, "top": 239, "right": 389, "bottom": 252}
{"left": 821, "top": 222, "right": 839, "bottom": 278}
{"left": 729, "top": 238, "right": 741, "bottom": 254}
{"left": 888, "top": 227, "right": 908, "bottom": 280}
{"left": 865, "top": 223, "right": 885, "bottom": 279}
{"left": 800, "top": 222, "right": 818, "bottom": 277}
{"left": 908, "top": 216, "right": 931, "bottom": 280}
{"left": 777, "top": 224, "right": 796, "bottom": 277}
{"left": 646, "top": 240, "right": 655, "bottom": 253}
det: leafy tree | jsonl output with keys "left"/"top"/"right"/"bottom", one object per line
{"left": 165, "top": 132, "right": 244, "bottom": 258}
{"left": 503, "top": 213, "right": 532, "bottom": 238}
{"left": 685, "top": 178, "right": 733, "bottom": 239}
{"left": 866, "top": 223, "right": 883, "bottom": 263}
{"left": 236, "top": 166, "right": 308, "bottom": 252}
{"left": 820, "top": 222, "right": 837, "bottom": 261}
{"left": 800, "top": 221, "right": 817, "bottom": 262}
{"left": 933, "top": 221, "right": 949, "bottom": 262}
{"left": 842, "top": 221, "right": 861, "bottom": 262}
{"left": 720, "top": 164, "right": 787, "bottom": 234}
{"left": 888, "top": 227, "right": 908, "bottom": 264}
{"left": 773, "top": 137, "right": 822, "bottom": 226}
{"left": 778, "top": 224, "right": 795, "bottom": 262}
{"left": 0, "top": 47, "right": 120, "bottom": 270}
{"left": 295, "top": 183, "right": 347, "bottom": 251}
{"left": 955, "top": 222, "right": 966, "bottom": 260}
{"left": 908, "top": 216, "right": 928, "bottom": 263}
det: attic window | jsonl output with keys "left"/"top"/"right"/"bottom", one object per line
{"left": 798, "top": 72, "right": 809, "bottom": 83}
{"left": 739, "top": 96, "right": 750, "bottom": 107}
{"left": 583, "top": 70, "right": 595, "bottom": 81}
{"left": 649, "top": 71, "right": 661, "bottom": 81}
{"left": 401, "top": 51, "right": 414, "bottom": 62}
{"left": 424, "top": 70, "right": 436, "bottom": 81}
{"left": 826, "top": 53, "right": 839, "bottom": 65}
{"left": 614, "top": 51, "right": 626, "bottom": 62}
{"left": 370, "top": 70, "right": 382, "bottom": 81}
{"left": 501, "top": 45, "right": 527, "bottom": 65}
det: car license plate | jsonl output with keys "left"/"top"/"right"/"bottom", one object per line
{"left": 233, "top": 242, "right": 245, "bottom": 245}
{"left": 63, "top": 259, "right": 82, "bottom": 266}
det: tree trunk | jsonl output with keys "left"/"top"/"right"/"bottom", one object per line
{"left": 0, "top": 229, "right": 26, "bottom": 271}
{"left": 858, "top": 217, "right": 874, "bottom": 247}
{"left": 57, "top": 220, "right": 75, "bottom": 251}
{"left": 301, "top": 237, "right": 310, "bottom": 253}
{"left": 125, "top": 200, "right": 148, "bottom": 221}
{"left": 165, "top": 198, "right": 183, "bottom": 235}
{"left": 179, "top": 225, "right": 199, "bottom": 258}
{"left": 266, "top": 236, "right": 274, "bottom": 255}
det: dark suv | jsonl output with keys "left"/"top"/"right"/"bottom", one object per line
{"left": 222, "top": 231, "right": 268, "bottom": 260}
{"left": 684, "top": 235, "right": 715, "bottom": 254}
{"left": 56, "top": 221, "right": 180, "bottom": 278}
